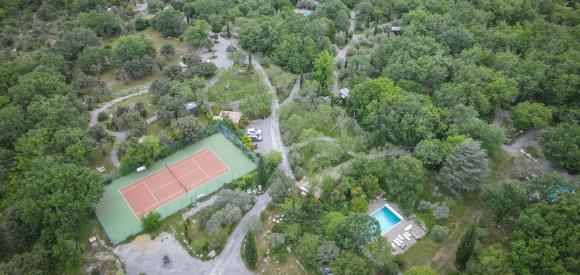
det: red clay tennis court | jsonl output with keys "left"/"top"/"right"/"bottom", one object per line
{"left": 120, "top": 148, "right": 229, "bottom": 218}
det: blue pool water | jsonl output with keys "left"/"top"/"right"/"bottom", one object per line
{"left": 371, "top": 206, "right": 402, "bottom": 235}
{"left": 303, "top": 11, "right": 311, "bottom": 17}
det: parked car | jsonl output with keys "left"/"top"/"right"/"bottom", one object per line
{"left": 246, "top": 128, "right": 262, "bottom": 135}
{"left": 248, "top": 133, "right": 263, "bottom": 142}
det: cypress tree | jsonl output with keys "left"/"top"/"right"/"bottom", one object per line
{"left": 244, "top": 231, "right": 257, "bottom": 269}
{"left": 455, "top": 217, "right": 479, "bottom": 269}
{"left": 256, "top": 156, "right": 267, "bottom": 188}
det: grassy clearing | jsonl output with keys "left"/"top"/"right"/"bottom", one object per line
{"left": 104, "top": 93, "right": 156, "bottom": 117}
{"left": 207, "top": 66, "right": 272, "bottom": 119}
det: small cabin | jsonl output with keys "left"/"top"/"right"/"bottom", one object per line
{"left": 391, "top": 26, "right": 402, "bottom": 35}
{"left": 184, "top": 101, "right": 198, "bottom": 115}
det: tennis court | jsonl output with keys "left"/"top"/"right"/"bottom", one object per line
{"left": 120, "top": 148, "right": 229, "bottom": 218}
{"left": 95, "top": 133, "right": 257, "bottom": 245}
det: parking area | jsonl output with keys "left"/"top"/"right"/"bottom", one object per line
{"left": 246, "top": 118, "right": 275, "bottom": 155}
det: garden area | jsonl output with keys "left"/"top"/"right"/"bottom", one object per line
{"left": 179, "top": 189, "right": 255, "bottom": 260}
{"left": 207, "top": 65, "right": 272, "bottom": 120}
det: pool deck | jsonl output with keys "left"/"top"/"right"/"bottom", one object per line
{"left": 368, "top": 198, "right": 427, "bottom": 255}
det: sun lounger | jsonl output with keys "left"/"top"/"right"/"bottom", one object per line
{"left": 394, "top": 239, "right": 403, "bottom": 245}
{"left": 404, "top": 232, "right": 412, "bottom": 239}
{"left": 404, "top": 225, "right": 413, "bottom": 231}
{"left": 403, "top": 234, "right": 411, "bottom": 241}
{"left": 391, "top": 242, "right": 397, "bottom": 249}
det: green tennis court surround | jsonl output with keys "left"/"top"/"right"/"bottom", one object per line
{"left": 95, "top": 133, "right": 257, "bottom": 245}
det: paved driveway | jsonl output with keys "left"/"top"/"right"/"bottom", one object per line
{"left": 246, "top": 118, "right": 275, "bottom": 155}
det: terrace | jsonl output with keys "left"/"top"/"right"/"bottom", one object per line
{"left": 368, "top": 198, "right": 427, "bottom": 255}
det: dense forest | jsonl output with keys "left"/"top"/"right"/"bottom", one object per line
{"left": 0, "top": 0, "right": 578, "bottom": 274}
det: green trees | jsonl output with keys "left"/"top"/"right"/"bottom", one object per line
{"left": 437, "top": 139, "right": 490, "bottom": 194}
{"left": 362, "top": 238, "right": 398, "bottom": 274}
{"left": 511, "top": 102, "right": 552, "bottom": 130}
{"left": 349, "top": 197, "right": 368, "bottom": 213}
{"left": 370, "top": 36, "right": 449, "bottom": 92}
{"left": 413, "top": 139, "right": 448, "bottom": 169}
{"left": 331, "top": 251, "right": 369, "bottom": 275}
{"left": 244, "top": 231, "right": 257, "bottom": 269}
{"left": 152, "top": 9, "right": 186, "bottom": 37}
{"left": 120, "top": 136, "right": 162, "bottom": 173}
{"left": 482, "top": 180, "right": 528, "bottom": 222}
{"left": 141, "top": 212, "right": 162, "bottom": 233}
{"left": 541, "top": 123, "right": 579, "bottom": 173}
{"left": 54, "top": 28, "right": 101, "bottom": 61}
{"left": 76, "top": 11, "right": 122, "bottom": 37}
{"left": 8, "top": 71, "right": 71, "bottom": 108}
{"left": 170, "top": 117, "right": 204, "bottom": 144}
{"left": 185, "top": 20, "right": 213, "bottom": 52}
{"left": 386, "top": 156, "right": 425, "bottom": 212}
{"left": 11, "top": 157, "right": 103, "bottom": 244}
{"left": 510, "top": 194, "right": 579, "bottom": 275}
{"left": 335, "top": 213, "right": 380, "bottom": 252}
{"left": 456, "top": 217, "right": 478, "bottom": 269}
{"left": 297, "top": 233, "right": 320, "bottom": 267}
{"left": 466, "top": 244, "right": 514, "bottom": 275}
{"left": 110, "top": 35, "right": 156, "bottom": 68}
{"left": 77, "top": 46, "right": 106, "bottom": 75}
{"left": 404, "top": 266, "right": 438, "bottom": 275}
{"left": 313, "top": 50, "right": 335, "bottom": 95}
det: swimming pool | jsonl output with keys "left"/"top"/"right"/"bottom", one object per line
{"left": 303, "top": 11, "right": 311, "bottom": 17}
{"left": 371, "top": 204, "right": 404, "bottom": 235}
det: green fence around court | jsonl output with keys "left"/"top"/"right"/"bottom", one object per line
{"left": 95, "top": 132, "right": 257, "bottom": 245}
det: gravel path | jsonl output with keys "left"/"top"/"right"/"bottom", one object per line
{"left": 115, "top": 192, "right": 271, "bottom": 275}
{"left": 88, "top": 86, "right": 150, "bottom": 128}
{"left": 332, "top": 10, "right": 359, "bottom": 95}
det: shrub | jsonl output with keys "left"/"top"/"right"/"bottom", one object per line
{"left": 121, "top": 56, "right": 154, "bottom": 81}
{"left": 244, "top": 231, "right": 257, "bottom": 269}
{"left": 215, "top": 189, "right": 255, "bottom": 211}
{"left": 134, "top": 17, "right": 149, "bottom": 31}
{"left": 266, "top": 232, "right": 286, "bottom": 250}
{"left": 511, "top": 102, "right": 552, "bottom": 131}
{"left": 418, "top": 200, "right": 431, "bottom": 212}
{"left": 431, "top": 225, "right": 448, "bottom": 243}
{"left": 97, "top": 112, "right": 109, "bottom": 122}
{"left": 152, "top": 9, "right": 186, "bottom": 37}
{"left": 160, "top": 43, "right": 176, "bottom": 57}
{"left": 204, "top": 204, "right": 242, "bottom": 233}
{"left": 141, "top": 211, "right": 162, "bottom": 233}
{"left": 433, "top": 203, "right": 450, "bottom": 221}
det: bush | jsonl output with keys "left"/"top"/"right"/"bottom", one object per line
{"left": 541, "top": 123, "right": 580, "bottom": 173}
{"left": 152, "top": 9, "right": 186, "bottom": 37}
{"left": 511, "top": 102, "right": 552, "bottom": 131}
{"left": 141, "top": 212, "right": 162, "bottom": 233}
{"left": 121, "top": 56, "right": 154, "bottom": 81}
{"left": 215, "top": 189, "right": 255, "bottom": 211}
{"left": 97, "top": 112, "right": 109, "bottom": 122}
{"left": 244, "top": 231, "right": 257, "bottom": 269}
{"left": 431, "top": 225, "right": 448, "bottom": 243}
{"left": 418, "top": 200, "right": 431, "bottom": 212}
{"left": 134, "top": 17, "right": 149, "bottom": 31}
{"left": 160, "top": 43, "right": 176, "bottom": 57}
{"left": 111, "top": 35, "right": 156, "bottom": 68}
{"left": 432, "top": 203, "right": 450, "bottom": 221}
{"left": 204, "top": 204, "right": 242, "bottom": 233}
{"left": 76, "top": 11, "right": 122, "bottom": 37}
{"left": 266, "top": 232, "right": 286, "bottom": 250}
{"left": 77, "top": 46, "right": 106, "bottom": 75}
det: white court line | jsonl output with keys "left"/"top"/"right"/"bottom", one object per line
{"left": 121, "top": 170, "right": 173, "bottom": 192}
{"left": 140, "top": 188, "right": 187, "bottom": 214}
{"left": 118, "top": 189, "right": 140, "bottom": 219}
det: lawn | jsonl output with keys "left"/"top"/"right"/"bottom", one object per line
{"left": 207, "top": 65, "right": 272, "bottom": 120}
